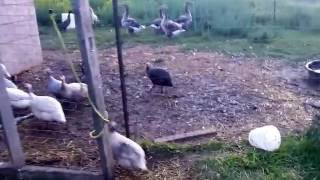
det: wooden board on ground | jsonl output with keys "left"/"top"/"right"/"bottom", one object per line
{"left": 154, "top": 128, "right": 217, "bottom": 143}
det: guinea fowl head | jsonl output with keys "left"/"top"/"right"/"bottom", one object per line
{"left": 0, "top": 64, "right": 11, "bottom": 78}
{"left": 24, "top": 83, "right": 34, "bottom": 96}
{"left": 146, "top": 63, "right": 152, "bottom": 73}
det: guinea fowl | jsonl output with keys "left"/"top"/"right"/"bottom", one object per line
{"left": 146, "top": 62, "right": 173, "bottom": 93}
{"left": 6, "top": 88, "right": 31, "bottom": 109}
{"left": 160, "top": 7, "right": 185, "bottom": 38}
{"left": 59, "top": 75, "right": 88, "bottom": 101}
{"left": 175, "top": 2, "right": 192, "bottom": 30}
{"left": 121, "top": 4, "right": 145, "bottom": 34}
{"left": 46, "top": 68, "right": 62, "bottom": 98}
{"left": 107, "top": 121, "right": 148, "bottom": 171}
{"left": 0, "top": 64, "right": 17, "bottom": 89}
{"left": 24, "top": 83, "right": 66, "bottom": 123}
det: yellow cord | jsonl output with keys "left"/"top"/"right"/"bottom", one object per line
{"left": 49, "top": 12, "right": 109, "bottom": 138}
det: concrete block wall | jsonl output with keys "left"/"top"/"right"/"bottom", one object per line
{"left": 0, "top": 0, "right": 42, "bottom": 75}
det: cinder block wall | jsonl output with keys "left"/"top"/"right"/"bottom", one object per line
{"left": 0, "top": 0, "right": 42, "bottom": 75}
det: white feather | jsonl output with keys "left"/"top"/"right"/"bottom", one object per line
{"left": 4, "top": 78, "right": 17, "bottom": 89}
{"left": 110, "top": 131, "right": 147, "bottom": 171}
{"left": 6, "top": 88, "right": 31, "bottom": 109}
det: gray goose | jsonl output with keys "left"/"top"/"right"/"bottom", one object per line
{"left": 160, "top": 7, "right": 185, "bottom": 38}
{"left": 175, "top": 2, "right": 192, "bottom": 30}
{"left": 149, "top": 8, "right": 164, "bottom": 34}
{"left": 121, "top": 4, "right": 145, "bottom": 34}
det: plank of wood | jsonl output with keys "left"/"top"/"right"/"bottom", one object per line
{"left": 72, "top": 0, "right": 114, "bottom": 179}
{"left": 154, "top": 128, "right": 217, "bottom": 143}
{"left": 0, "top": 59, "right": 25, "bottom": 168}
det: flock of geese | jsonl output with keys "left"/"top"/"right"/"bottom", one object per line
{"left": 55, "top": 2, "right": 192, "bottom": 38}
{"left": 121, "top": 2, "right": 192, "bottom": 37}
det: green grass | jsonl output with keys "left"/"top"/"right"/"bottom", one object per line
{"left": 39, "top": 26, "right": 320, "bottom": 61}
{"left": 192, "top": 125, "right": 320, "bottom": 180}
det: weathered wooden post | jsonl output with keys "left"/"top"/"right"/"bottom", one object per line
{"left": 72, "top": 0, "right": 114, "bottom": 179}
{"left": 0, "top": 58, "right": 25, "bottom": 168}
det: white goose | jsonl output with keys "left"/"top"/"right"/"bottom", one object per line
{"left": 1, "top": 63, "right": 17, "bottom": 89}
{"left": 90, "top": 7, "right": 99, "bottom": 24}
{"left": 59, "top": 75, "right": 88, "bottom": 101}
{"left": 24, "top": 83, "right": 66, "bottom": 123}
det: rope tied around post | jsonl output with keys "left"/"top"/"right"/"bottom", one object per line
{"left": 49, "top": 12, "right": 109, "bottom": 139}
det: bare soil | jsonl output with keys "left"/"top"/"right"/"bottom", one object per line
{"left": 0, "top": 45, "right": 318, "bottom": 179}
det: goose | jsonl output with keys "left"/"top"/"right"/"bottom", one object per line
{"left": 160, "top": 7, "right": 186, "bottom": 38}
{"left": 90, "top": 7, "right": 99, "bottom": 24}
{"left": 175, "top": 2, "right": 192, "bottom": 30}
{"left": 49, "top": 9, "right": 72, "bottom": 32}
{"left": 6, "top": 88, "right": 31, "bottom": 109}
{"left": 107, "top": 121, "right": 148, "bottom": 171}
{"left": 149, "top": 8, "right": 164, "bottom": 34}
{"left": 146, "top": 62, "right": 173, "bottom": 93}
{"left": 45, "top": 68, "right": 62, "bottom": 98}
{"left": 59, "top": 75, "right": 88, "bottom": 101}
{"left": 1, "top": 63, "right": 17, "bottom": 89}
{"left": 121, "top": 4, "right": 145, "bottom": 34}
{"left": 24, "top": 83, "right": 66, "bottom": 123}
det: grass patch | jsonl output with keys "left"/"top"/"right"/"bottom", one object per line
{"left": 39, "top": 26, "right": 320, "bottom": 61}
{"left": 193, "top": 126, "right": 320, "bottom": 180}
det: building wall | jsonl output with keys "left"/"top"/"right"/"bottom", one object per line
{"left": 0, "top": 0, "right": 42, "bottom": 75}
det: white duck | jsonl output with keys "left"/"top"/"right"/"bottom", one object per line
{"left": 24, "top": 83, "right": 66, "bottom": 123}
{"left": 108, "top": 121, "right": 148, "bottom": 171}
{"left": 1, "top": 63, "right": 17, "bottom": 89}
{"left": 59, "top": 75, "right": 88, "bottom": 101}
{"left": 6, "top": 88, "right": 31, "bottom": 109}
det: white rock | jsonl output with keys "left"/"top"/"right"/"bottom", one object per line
{"left": 248, "top": 125, "right": 281, "bottom": 152}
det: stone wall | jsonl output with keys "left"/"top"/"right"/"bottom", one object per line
{"left": 0, "top": 0, "right": 42, "bottom": 75}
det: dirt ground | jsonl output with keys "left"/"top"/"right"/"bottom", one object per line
{"left": 0, "top": 45, "right": 319, "bottom": 178}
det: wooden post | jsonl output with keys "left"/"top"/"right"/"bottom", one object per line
{"left": 0, "top": 61, "right": 25, "bottom": 168}
{"left": 71, "top": 0, "right": 114, "bottom": 179}
{"left": 112, "top": 0, "right": 131, "bottom": 138}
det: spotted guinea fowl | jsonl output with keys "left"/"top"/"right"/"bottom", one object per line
{"left": 146, "top": 62, "right": 173, "bottom": 93}
{"left": 24, "top": 83, "right": 66, "bottom": 123}
{"left": 6, "top": 88, "right": 31, "bottom": 109}
{"left": 175, "top": 2, "right": 192, "bottom": 30}
{"left": 149, "top": 8, "right": 164, "bottom": 34}
{"left": 0, "top": 64, "right": 17, "bottom": 89}
{"left": 45, "top": 68, "right": 62, "bottom": 98}
{"left": 59, "top": 75, "right": 88, "bottom": 101}
{"left": 160, "top": 7, "right": 185, "bottom": 38}
{"left": 121, "top": 4, "right": 145, "bottom": 34}
{"left": 107, "top": 121, "right": 148, "bottom": 171}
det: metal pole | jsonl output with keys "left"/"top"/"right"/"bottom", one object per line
{"left": 112, "top": 0, "right": 130, "bottom": 138}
